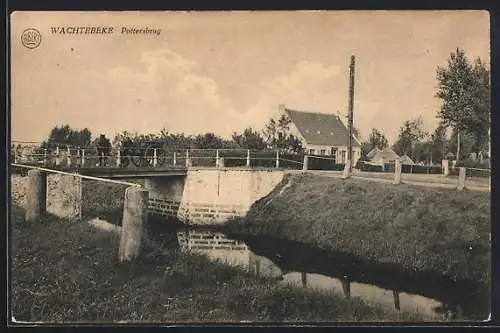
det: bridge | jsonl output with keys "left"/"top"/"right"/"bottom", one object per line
{"left": 11, "top": 144, "right": 306, "bottom": 171}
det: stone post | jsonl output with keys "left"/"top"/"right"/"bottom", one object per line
{"left": 341, "top": 279, "right": 351, "bottom": 299}
{"left": 301, "top": 272, "right": 307, "bottom": 287}
{"left": 393, "top": 290, "right": 401, "bottom": 311}
{"left": 119, "top": 187, "right": 149, "bottom": 262}
{"left": 66, "top": 147, "right": 71, "bottom": 166}
{"left": 153, "top": 148, "right": 158, "bottom": 167}
{"left": 246, "top": 149, "right": 251, "bottom": 167}
{"left": 185, "top": 150, "right": 191, "bottom": 167}
{"left": 302, "top": 154, "right": 309, "bottom": 171}
{"left": 341, "top": 159, "right": 351, "bottom": 179}
{"left": 275, "top": 151, "right": 280, "bottom": 168}
{"left": 393, "top": 159, "right": 402, "bottom": 185}
{"left": 457, "top": 167, "right": 466, "bottom": 191}
{"left": 25, "top": 169, "right": 47, "bottom": 223}
{"left": 55, "top": 146, "right": 61, "bottom": 166}
{"left": 442, "top": 159, "right": 449, "bottom": 176}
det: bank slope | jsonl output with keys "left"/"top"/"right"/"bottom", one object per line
{"left": 226, "top": 173, "right": 490, "bottom": 285}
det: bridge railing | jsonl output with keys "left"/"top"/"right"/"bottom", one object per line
{"left": 11, "top": 146, "right": 308, "bottom": 171}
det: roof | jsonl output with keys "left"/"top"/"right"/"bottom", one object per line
{"left": 366, "top": 147, "right": 380, "bottom": 159}
{"left": 370, "top": 148, "right": 400, "bottom": 162}
{"left": 283, "top": 108, "right": 361, "bottom": 147}
{"left": 399, "top": 154, "right": 415, "bottom": 165}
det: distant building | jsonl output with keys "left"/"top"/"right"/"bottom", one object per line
{"left": 369, "top": 148, "right": 400, "bottom": 165}
{"left": 280, "top": 105, "right": 362, "bottom": 165}
{"left": 366, "top": 147, "right": 381, "bottom": 160}
{"left": 399, "top": 154, "right": 415, "bottom": 165}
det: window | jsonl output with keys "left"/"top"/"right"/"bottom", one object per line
{"left": 331, "top": 148, "right": 337, "bottom": 163}
{"left": 320, "top": 149, "right": 326, "bottom": 155}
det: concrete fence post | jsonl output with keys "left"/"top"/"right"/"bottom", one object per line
{"left": 55, "top": 146, "right": 61, "bottom": 166}
{"left": 153, "top": 148, "right": 158, "bottom": 167}
{"left": 25, "top": 169, "right": 47, "bottom": 223}
{"left": 442, "top": 159, "right": 449, "bottom": 177}
{"left": 185, "top": 150, "right": 191, "bottom": 167}
{"left": 81, "top": 150, "right": 85, "bottom": 166}
{"left": 66, "top": 147, "right": 71, "bottom": 166}
{"left": 119, "top": 187, "right": 149, "bottom": 262}
{"left": 301, "top": 272, "right": 307, "bottom": 287}
{"left": 457, "top": 167, "right": 466, "bottom": 190}
{"left": 302, "top": 154, "right": 309, "bottom": 171}
{"left": 393, "top": 159, "right": 402, "bottom": 185}
{"left": 43, "top": 149, "right": 48, "bottom": 165}
{"left": 275, "top": 150, "right": 280, "bottom": 168}
{"left": 341, "top": 279, "right": 351, "bottom": 299}
{"left": 173, "top": 151, "right": 177, "bottom": 166}
{"left": 117, "top": 149, "right": 121, "bottom": 167}
{"left": 246, "top": 149, "right": 250, "bottom": 167}
{"left": 216, "top": 149, "right": 220, "bottom": 167}
{"left": 393, "top": 290, "right": 401, "bottom": 311}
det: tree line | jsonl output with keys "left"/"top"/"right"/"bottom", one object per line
{"left": 34, "top": 114, "right": 303, "bottom": 153}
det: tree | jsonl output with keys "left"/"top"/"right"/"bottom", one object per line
{"left": 262, "top": 114, "right": 304, "bottom": 152}
{"left": 368, "top": 128, "right": 389, "bottom": 150}
{"left": 232, "top": 127, "right": 267, "bottom": 150}
{"left": 392, "top": 117, "right": 428, "bottom": 159}
{"left": 435, "top": 48, "right": 490, "bottom": 159}
{"left": 41, "top": 125, "right": 92, "bottom": 149}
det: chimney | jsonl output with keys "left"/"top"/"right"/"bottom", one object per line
{"left": 278, "top": 104, "right": 286, "bottom": 114}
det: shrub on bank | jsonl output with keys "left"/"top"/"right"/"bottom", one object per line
{"left": 225, "top": 174, "right": 490, "bottom": 286}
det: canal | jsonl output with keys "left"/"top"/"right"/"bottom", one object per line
{"left": 170, "top": 228, "right": 489, "bottom": 321}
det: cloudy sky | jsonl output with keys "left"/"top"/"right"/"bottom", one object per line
{"left": 11, "top": 11, "right": 489, "bottom": 144}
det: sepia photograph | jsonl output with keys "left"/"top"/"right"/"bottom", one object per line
{"left": 9, "top": 10, "right": 491, "bottom": 324}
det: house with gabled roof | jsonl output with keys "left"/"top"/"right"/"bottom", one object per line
{"left": 279, "top": 104, "right": 362, "bottom": 165}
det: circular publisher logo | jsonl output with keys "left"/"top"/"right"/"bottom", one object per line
{"left": 21, "top": 28, "right": 42, "bottom": 49}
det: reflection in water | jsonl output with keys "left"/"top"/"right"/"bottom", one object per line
{"left": 176, "top": 229, "right": 457, "bottom": 319}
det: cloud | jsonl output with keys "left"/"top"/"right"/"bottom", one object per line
{"left": 89, "top": 49, "right": 242, "bottom": 138}
{"left": 239, "top": 61, "right": 345, "bottom": 130}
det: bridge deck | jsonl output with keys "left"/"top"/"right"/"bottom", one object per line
{"left": 59, "top": 166, "right": 188, "bottom": 178}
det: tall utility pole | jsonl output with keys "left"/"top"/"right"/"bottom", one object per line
{"left": 347, "top": 55, "right": 356, "bottom": 173}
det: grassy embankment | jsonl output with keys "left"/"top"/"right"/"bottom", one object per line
{"left": 223, "top": 173, "right": 491, "bottom": 286}
{"left": 11, "top": 205, "right": 427, "bottom": 323}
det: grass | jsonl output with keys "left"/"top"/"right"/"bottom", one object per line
{"left": 10, "top": 205, "right": 428, "bottom": 323}
{"left": 223, "top": 173, "right": 491, "bottom": 286}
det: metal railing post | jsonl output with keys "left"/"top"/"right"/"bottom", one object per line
{"left": 246, "top": 149, "right": 250, "bottom": 167}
